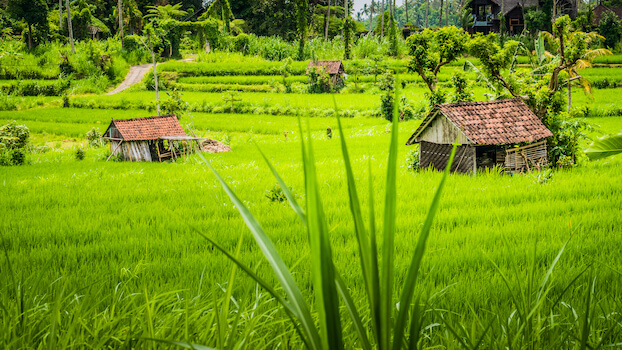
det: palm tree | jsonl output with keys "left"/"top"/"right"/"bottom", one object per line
{"left": 369, "top": 0, "right": 375, "bottom": 32}
{"left": 144, "top": 3, "right": 188, "bottom": 20}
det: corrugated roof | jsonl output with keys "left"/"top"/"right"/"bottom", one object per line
{"left": 105, "top": 115, "right": 187, "bottom": 141}
{"left": 406, "top": 99, "right": 553, "bottom": 145}
{"left": 307, "top": 60, "right": 345, "bottom": 75}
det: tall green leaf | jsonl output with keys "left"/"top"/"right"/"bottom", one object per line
{"left": 198, "top": 152, "right": 322, "bottom": 350}
{"left": 302, "top": 119, "right": 344, "bottom": 350}
{"left": 585, "top": 134, "right": 622, "bottom": 160}
{"left": 334, "top": 96, "right": 379, "bottom": 345}
{"left": 392, "top": 141, "right": 458, "bottom": 350}
{"left": 380, "top": 80, "right": 401, "bottom": 350}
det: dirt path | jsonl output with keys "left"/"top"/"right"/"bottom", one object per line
{"left": 106, "top": 64, "right": 153, "bottom": 95}
{"left": 107, "top": 55, "right": 196, "bottom": 95}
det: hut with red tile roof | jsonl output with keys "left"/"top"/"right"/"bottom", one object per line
{"left": 102, "top": 115, "right": 202, "bottom": 162}
{"left": 307, "top": 60, "right": 345, "bottom": 87}
{"left": 406, "top": 99, "right": 553, "bottom": 174}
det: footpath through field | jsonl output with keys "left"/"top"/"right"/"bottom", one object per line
{"left": 106, "top": 55, "right": 196, "bottom": 95}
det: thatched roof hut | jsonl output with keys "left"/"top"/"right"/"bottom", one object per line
{"left": 406, "top": 99, "right": 553, "bottom": 174}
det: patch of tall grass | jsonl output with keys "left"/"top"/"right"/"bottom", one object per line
{"left": 1, "top": 113, "right": 621, "bottom": 348}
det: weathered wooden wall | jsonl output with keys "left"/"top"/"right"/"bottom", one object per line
{"left": 122, "top": 141, "right": 152, "bottom": 162}
{"left": 419, "top": 141, "right": 475, "bottom": 174}
{"left": 504, "top": 140, "right": 548, "bottom": 172}
{"left": 416, "top": 116, "right": 471, "bottom": 145}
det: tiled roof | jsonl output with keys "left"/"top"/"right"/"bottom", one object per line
{"left": 107, "top": 115, "right": 187, "bottom": 141}
{"left": 407, "top": 99, "right": 553, "bottom": 145}
{"left": 307, "top": 60, "right": 344, "bottom": 75}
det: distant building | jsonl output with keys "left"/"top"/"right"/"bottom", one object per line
{"left": 102, "top": 115, "right": 202, "bottom": 162}
{"left": 307, "top": 60, "right": 346, "bottom": 87}
{"left": 406, "top": 99, "right": 553, "bottom": 174}
{"left": 593, "top": 4, "right": 622, "bottom": 26}
{"left": 469, "top": 0, "right": 577, "bottom": 35}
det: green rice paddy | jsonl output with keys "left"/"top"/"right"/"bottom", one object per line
{"left": 1, "top": 57, "right": 622, "bottom": 349}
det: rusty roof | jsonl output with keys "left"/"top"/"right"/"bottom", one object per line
{"left": 307, "top": 60, "right": 345, "bottom": 75}
{"left": 104, "top": 115, "right": 187, "bottom": 141}
{"left": 406, "top": 99, "right": 553, "bottom": 145}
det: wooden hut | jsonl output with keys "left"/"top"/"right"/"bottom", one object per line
{"left": 406, "top": 99, "right": 553, "bottom": 174}
{"left": 102, "top": 115, "right": 202, "bottom": 162}
{"left": 307, "top": 60, "right": 345, "bottom": 87}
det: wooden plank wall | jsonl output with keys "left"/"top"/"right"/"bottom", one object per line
{"left": 504, "top": 140, "right": 548, "bottom": 172}
{"left": 420, "top": 141, "right": 475, "bottom": 174}
{"left": 122, "top": 141, "right": 152, "bottom": 162}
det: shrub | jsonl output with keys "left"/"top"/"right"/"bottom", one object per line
{"left": 598, "top": 10, "right": 622, "bottom": 49}
{"left": 0, "top": 121, "right": 29, "bottom": 166}
{"left": 75, "top": 148, "right": 85, "bottom": 161}
{"left": 265, "top": 183, "right": 288, "bottom": 202}
{"left": 86, "top": 127, "right": 104, "bottom": 148}
{"left": 307, "top": 67, "right": 332, "bottom": 93}
{"left": 405, "top": 147, "right": 420, "bottom": 171}
{"left": 233, "top": 33, "right": 251, "bottom": 54}
{"left": 379, "top": 70, "right": 395, "bottom": 121}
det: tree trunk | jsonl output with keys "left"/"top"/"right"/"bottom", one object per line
{"left": 567, "top": 74, "right": 572, "bottom": 113}
{"left": 59, "top": 0, "right": 63, "bottom": 31}
{"left": 27, "top": 23, "right": 32, "bottom": 49}
{"left": 381, "top": 0, "right": 385, "bottom": 36}
{"left": 439, "top": 0, "right": 443, "bottom": 27}
{"left": 405, "top": 0, "right": 409, "bottom": 24}
{"left": 118, "top": 0, "right": 124, "bottom": 48}
{"left": 325, "top": 0, "right": 330, "bottom": 40}
{"left": 66, "top": 0, "right": 75, "bottom": 53}
{"left": 369, "top": 1, "right": 374, "bottom": 32}
{"left": 425, "top": 0, "right": 429, "bottom": 27}
{"left": 446, "top": 0, "right": 449, "bottom": 26}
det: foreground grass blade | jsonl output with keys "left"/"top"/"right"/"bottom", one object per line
{"left": 197, "top": 232, "right": 310, "bottom": 349}
{"left": 392, "top": 142, "right": 458, "bottom": 350}
{"left": 335, "top": 271, "right": 373, "bottom": 350}
{"left": 255, "top": 143, "right": 307, "bottom": 224}
{"left": 585, "top": 134, "right": 622, "bottom": 160}
{"left": 334, "top": 97, "right": 379, "bottom": 339}
{"left": 380, "top": 79, "right": 401, "bottom": 350}
{"left": 198, "top": 152, "right": 322, "bottom": 350}
{"left": 303, "top": 119, "right": 344, "bottom": 350}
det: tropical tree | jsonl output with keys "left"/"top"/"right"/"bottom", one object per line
{"left": 406, "top": 26, "right": 470, "bottom": 93}
{"left": 114, "top": 0, "right": 143, "bottom": 35}
{"left": 144, "top": 3, "right": 189, "bottom": 21}
{"left": 7, "top": 0, "right": 48, "bottom": 49}
{"left": 203, "top": 0, "right": 234, "bottom": 34}
{"left": 469, "top": 16, "right": 610, "bottom": 118}
{"left": 296, "top": 0, "right": 309, "bottom": 60}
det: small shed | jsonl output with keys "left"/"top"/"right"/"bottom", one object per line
{"left": 307, "top": 60, "right": 346, "bottom": 87}
{"left": 406, "top": 99, "right": 553, "bottom": 174}
{"left": 102, "top": 115, "right": 202, "bottom": 162}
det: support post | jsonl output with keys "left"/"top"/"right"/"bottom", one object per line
{"left": 66, "top": 0, "right": 75, "bottom": 53}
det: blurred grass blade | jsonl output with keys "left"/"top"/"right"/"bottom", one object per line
{"left": 303, "top": 119, "right": 344, "bottom": 350}
{"left": 585, "top": 134, "right": 622, "bottom": 160}
{"left": 392, "top": 142, "right": 458, "bottom": 350}
{"left": 368, "top": 158, "right": 381, "bottom": 343}
{"left": 198, "top": 152, "right": 322, "bottom": 350}
{"left": 335, "top": 272, "right": 373, "bottom": 350}
{"left": 255, "top": 143, "right": 307, "bottom": 224}
{"left": 380, "top": 76, "right": 401, "bottom": 350}
{"left": 333, "top": 96, "right": 378, "bottom": 338}
{"left": 407, "top": 295, "right": 422, "bottom": 350}
{"left": 196, "top": 232, "right": 311, "bottom": 349}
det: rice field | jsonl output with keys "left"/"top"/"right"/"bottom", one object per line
{"left": 1, "top": 57, "right": 622, "bottom": 349}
